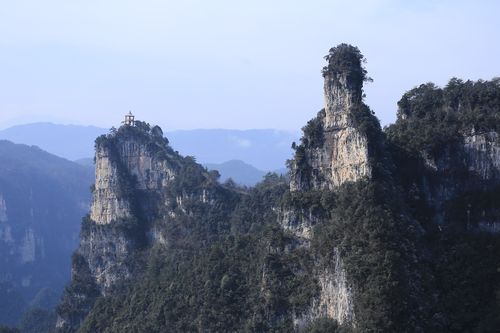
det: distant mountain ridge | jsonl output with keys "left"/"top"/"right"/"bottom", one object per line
{"left": 0, "top": 123, "right": 107, "bottom": 161}
{"left": 0, "top": 123, "right": 299, "bottom": 171}
{"left": 205, "top": 160, "right": 267, "bottom": 186}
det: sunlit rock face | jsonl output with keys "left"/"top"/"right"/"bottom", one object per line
{"left": 294, "top": 249, "right": 355, "bottom": 330}
{"left": 290, "top": 46, "right": 371, "bottom": 192}
{"left": 286, "top": 45, "right": 374, "bottom": 329}
{"left": 90, "top": 147, "right": 131, "bottom": 225}
{"left": 57, "top": 123, "right": 204, "bottom": 331}
{"left": 463, "top": 130, "right": 500, "bottom": 180}
{"left": 81, "top": 126, "right": 181, "bottom": 296}
{"left": 90, "top": 135, "right": 177, "bottom": 225}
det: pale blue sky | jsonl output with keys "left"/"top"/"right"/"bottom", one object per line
{"left": 0, "top": 0, "right": 499, "bottom": 131}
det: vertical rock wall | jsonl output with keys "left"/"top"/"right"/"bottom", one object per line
{"left": 290, "top": 53, "right": 371, "bottom": 192}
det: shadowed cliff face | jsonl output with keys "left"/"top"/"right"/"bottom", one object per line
{"left": 387, "top": 80, "right": 500, "bottom": 233}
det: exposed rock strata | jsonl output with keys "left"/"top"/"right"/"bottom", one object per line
{"left": 290, "top": 51, "right": 371, "bottom": 192}
{"left": 286, "top": 45, "right": 376, "bottom": 329}
{"left": 294, "top": 249, "right": 354, "bottom": 330}
{"left": 463, "top": 131, "right": 500, "bottom": 179}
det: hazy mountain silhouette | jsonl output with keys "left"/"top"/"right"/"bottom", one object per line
{"left": 0, "top": 123, "right": 299, "bottom": 171}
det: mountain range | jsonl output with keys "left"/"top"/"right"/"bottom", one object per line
{"left": 0, "top": 124, "right": 299, "bottom": 172}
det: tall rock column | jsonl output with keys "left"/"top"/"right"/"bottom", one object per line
{"left": 290, "top": 44, "right": 372, "bottom": 191}
{"left": 284, "top": 44, "right": 379, "bottom": 329}
{"left": 56, "top": 122, "right": 179, "bottom": 332}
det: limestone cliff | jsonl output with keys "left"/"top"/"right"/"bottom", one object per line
{"left": 290, "top": 44, "right": 372, "bottom": 192}
{"left": 90, "top": 128, "right": 178, "bottom": 225}
{"left": 56, "top": 122, "right": 221, "bottom": 331}
{"left": 387, "top": 80, "right": 500, "bottom": 234}
{"left": 284, "top": 44, "right": 384, "bottom": 329}
{"left": 293, "top": 249, "right": 355, "bottom": 329}
{"left": 463, "top": 130, "right": 500, "bottom": 180}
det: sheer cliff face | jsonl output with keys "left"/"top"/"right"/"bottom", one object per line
{"left": 90, "top": 137, "right": 177, "bottom": 225}
{"left": 418, "top": 131, "right": 500, "bottom": 231}
{"left": 285, "top": 45, "right": 378, "bottom": 328}
{"left": 56, "top": 126, "right": 183, "bottom": 331}
{"left": 322, "top": 72, "right": 371, "bottom": 188}
{"left": 294, "top": 250, "right": 355, "bottom": 329}
{"left": 463, "top": 130, "right": 500, "bottom": 180}
{"left": 290, "top": 51, "right": 371, "bottom": 192}
{"left": 90, "top": 146, "right": 131, "bottom": 224}
{"left": 85, "top": 134, "right": 176, "bottom": 287}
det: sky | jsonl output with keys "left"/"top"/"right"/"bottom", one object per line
{"left": 0, "top": 0, "right": 499, "bottom": 131}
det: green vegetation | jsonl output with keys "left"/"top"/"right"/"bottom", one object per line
{"left": 77, "top": 174, "right": 319, "bottom": 333}
{"left": 322, "top": 44, "right": 372, "bottom": 89}
{"left": 384, "top": 78, "right": 500, "bottom": 332}
{"left": 312, "top": 180, "right": 428, "bottom": 332}
{"left": 18, "top": 308, "right": 56, "bottom": 333}
{"left": 300, "top": 109, "right": 326, "bottom": 149}
{"left": 304, "top": 318, "right": 349, "bottom": 333}
{"left": 386, "top": 78, "right": 500, "bottom": 156}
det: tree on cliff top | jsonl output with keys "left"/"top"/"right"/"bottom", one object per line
{"left": 322, "top": 43, "right": 372, "bottom": 86}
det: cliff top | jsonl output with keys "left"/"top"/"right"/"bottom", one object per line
{"left": 322, "top": 43, "right": 371, "bottom": 93}
{"left": 94, "top": 120, "right": 170, "bottom": 154}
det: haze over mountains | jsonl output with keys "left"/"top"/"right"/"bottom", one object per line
{"left": 0, "top": 123, "right": 297, "bottom": 186}
{"left": 0, "top": 123, "right": 298, "bottom": 169}
{"left": 0, "top": 141, "right": 93, "bottom": 327}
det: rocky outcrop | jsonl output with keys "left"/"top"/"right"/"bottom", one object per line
{"left": 90, "top": 147, "right": 132, "bottom": 225}
{"left": 90, "top": 134, "right": 178, "bottom": 225}
{"left": 294, "top": 249, "right": 354, "bottom": 330}
{"left": 0, "top": 141, "right": 92, "bottom": 327}
{"left": 410, "top": 129, "right": 500, "bottom": 229}
{"left": 463, "top": 130, "right": 500, "bottom": 179}
{"left": 0, "top": 194, "right": 13, "bottom": 244}
{"left": 279, "top": 208, "right": 318, "bottom": 242}
{"left": 78, "top": 225, "right": 134, "bottom": 292}
{"left": 285, "top": 45, "right": 378, "bottom": 329}
{"left": 290, "top": 45, "right": 372, "bottom": 192}
{"left": 80, "top": 126, "right": 180, "bottom": 289}
{"left": 56, "top": 123, "right": 210, "bottom": 332}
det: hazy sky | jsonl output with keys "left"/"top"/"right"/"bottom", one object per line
{"left": 1, "top": 0, "right": 499, "bottom": 131}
